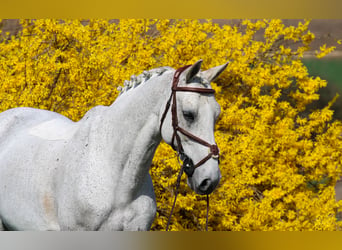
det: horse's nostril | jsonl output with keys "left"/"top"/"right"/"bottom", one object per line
{"left": 199, "top": 178, "right": 211, "bottom": 192}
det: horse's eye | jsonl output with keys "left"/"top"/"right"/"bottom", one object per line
{"left": 183, "top": 111, "right": 195, "bottom": 122}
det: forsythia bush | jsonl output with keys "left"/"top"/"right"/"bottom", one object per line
{"left": 0, "top": 19, "right": 342, "bottom": 231}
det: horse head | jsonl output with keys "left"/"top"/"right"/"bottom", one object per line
{"left": 160, "top": 59, "right": 228, "bottom": 195}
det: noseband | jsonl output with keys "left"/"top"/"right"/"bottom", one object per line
{"left": 159, "top": 65, "right": 220, "bottom": 177}
{"left": 160, "top": 65, "right": 220, "bottom": 231}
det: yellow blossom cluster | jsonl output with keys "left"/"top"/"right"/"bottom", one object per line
{"left": 0, "top": 19, "right": 341, "bottom": 231}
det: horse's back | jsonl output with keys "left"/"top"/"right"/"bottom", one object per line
{"left": 0, "top": 107, "right": 75, "bottom": 230}
{"left": 0, "top": 107, "right": 72, "bottom": 137}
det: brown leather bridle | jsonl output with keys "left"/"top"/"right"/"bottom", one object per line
{"left": 159, "top": 65, "right": 220, "bottom": 177}
{"left": 159, "top": 65, "right": 220, "bottom": 231}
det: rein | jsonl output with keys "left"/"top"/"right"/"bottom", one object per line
{"left": 160, "top": 65, "right": 220, "bottom": 231}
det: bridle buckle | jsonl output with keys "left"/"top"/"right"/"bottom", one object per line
{"left": 212, "top": 154, "right": 219, "bottom": 159}
{"left": 209, "top": 144, "right": 219, "bottom": 159}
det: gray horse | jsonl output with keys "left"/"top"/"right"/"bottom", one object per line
{"left": 0, "top": 60, "right": 227, "bottom": 230}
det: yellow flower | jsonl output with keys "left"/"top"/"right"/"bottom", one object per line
{"left": 0, "top": 19, "right": 341, "bottom": 231}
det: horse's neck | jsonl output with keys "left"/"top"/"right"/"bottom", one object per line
{"left": 79, "top": 71, "right": 173, "bottom": 202}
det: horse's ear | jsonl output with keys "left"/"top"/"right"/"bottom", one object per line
{"left": 185, "top": 59, "right": 203, "bottom": 83}
{"left": 201, "top": 62, "right": 229, "bottom": 83}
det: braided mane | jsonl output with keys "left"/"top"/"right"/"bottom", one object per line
{"left": 117, "top": 66, "right": 172, "bottom": 95}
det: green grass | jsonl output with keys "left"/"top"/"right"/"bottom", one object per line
{"left": 302, "top": 58, "right": 342, "bottom": 120}
{"left": 302, "top": 58, "right": 342, "bottom": 88}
